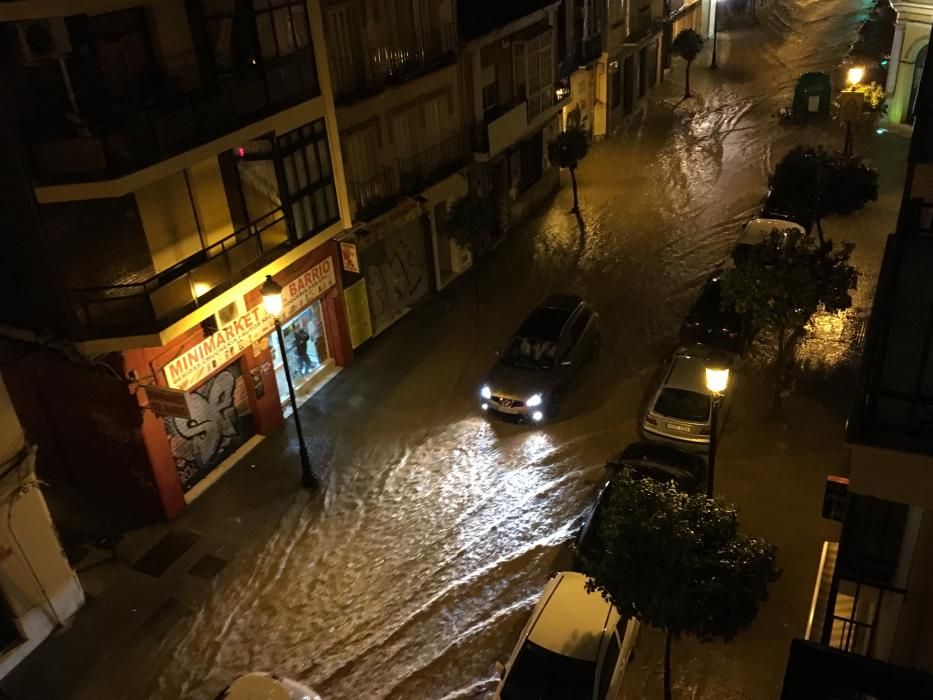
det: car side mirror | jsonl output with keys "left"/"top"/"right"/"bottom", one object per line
{"left": 495, "top": 661, "right": 505, "bottom": 678}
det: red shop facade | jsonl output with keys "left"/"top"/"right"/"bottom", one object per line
{"left": 124, "top": 241, "right": 352, "bottom": 518}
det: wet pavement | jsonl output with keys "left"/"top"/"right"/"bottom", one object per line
{"left": 2, "top": 0, "right": 912, "bottom": 698}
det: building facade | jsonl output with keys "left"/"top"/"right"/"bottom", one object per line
{"left": 783, "top": 24, "right": 933, "bottom": 694}
{"left": 0, "top": 0, "right": 354, "bottom": 520}
{"left": 886, "top": 0, "right": 933, "bottom": 126}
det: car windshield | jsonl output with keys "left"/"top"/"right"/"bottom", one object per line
{"left": 501, "top": 640, "right": 596, "bottom": 699}
{"left": 502, "top": 336, "right": 559, "bottom": 370}
{"left": 655, "top": 388, "right": 710, "bottom": 422}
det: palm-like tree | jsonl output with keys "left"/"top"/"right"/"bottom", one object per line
{"left": 672, "top": 29, "right": 705, "bottom": 99}
{"left": 547, "top": 126, "right": 590, "bottom": 215}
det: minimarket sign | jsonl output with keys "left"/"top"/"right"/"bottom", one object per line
{"left": 163, "top": 258, "right": 336, "bottom": 391}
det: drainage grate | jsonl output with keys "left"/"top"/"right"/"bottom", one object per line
{"left": 188, "top": 553, "right": 228, "bottom": 581}
{"left": 132, "top": 529, "right": 200, "bottom": 578}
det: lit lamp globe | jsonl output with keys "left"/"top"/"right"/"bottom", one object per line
{"left": 261, "top": 275, "right": 283, "bottom": 317}
{"left": 846, "top": 66, "right": 864, "bottom": 87}
{"left": 705, "top": 354, "right": 731, "bottom": 395}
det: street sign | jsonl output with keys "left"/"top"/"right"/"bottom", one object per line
{"left": 145, "top": 385, "right": 191, "bottom": 419}
{"left": 838, "top": 90, "right": 864, "bottom": 122}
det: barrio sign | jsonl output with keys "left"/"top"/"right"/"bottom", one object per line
{"left": 163, "top": 257, "right": 337, "bottom": 391}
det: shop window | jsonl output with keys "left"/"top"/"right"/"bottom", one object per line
{"left": 268, "top": 301, "right": 332, "bottom": 406}
{"left": 277, "top": 119, "right": 341, "bottom": 240}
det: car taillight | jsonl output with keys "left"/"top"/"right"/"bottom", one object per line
{"left": 646, "top": 415, "right": 657, "bottom": 425}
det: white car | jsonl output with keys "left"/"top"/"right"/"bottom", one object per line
{"left": 731, "top": 217, "right": 807, "bottom": 265}
{"left": 215, "top": 672, "right": 322, "bottom": 700}
{"left": 495, "top": 571, "right": 639, "bottom": 699}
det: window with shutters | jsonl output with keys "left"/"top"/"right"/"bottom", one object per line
{"left": 517, "top": 30, "right": 554, "bottom": 121}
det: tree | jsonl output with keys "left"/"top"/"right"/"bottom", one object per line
{"left": 547, "top": 125, "right": 590, "bottom": 215}
{"left": 447, "top": 192, "right": 496, "bottom": 306}
{"left": 671, "top": 29, "right": 704, "bottom": 99}
{"left": 585, "top": 472, "right": 780, "bottom": 700}
{"left": 769, "top": 145, "right": 879, "bottom": 247}
{"left": 721, "top": 228, "right": 858, "bottom": 406}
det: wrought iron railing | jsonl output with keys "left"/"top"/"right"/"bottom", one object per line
{"left": 330, "top": 23, "right": 455, "bottom": 103}
{"left": 29, "top": 47, "right": 319, "bottom": 184}
{"left": 398, "top": 133, "right": 467, "bottom": 195}
{"left": 349, "top": 167, "right": 400, "bottom": 221}
{"left": 70, "top": 207, "right": 290, "bottom": 339}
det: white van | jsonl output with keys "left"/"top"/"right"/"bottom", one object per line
{"left": 495, "top": 571, "right": 640, "bottom": 699}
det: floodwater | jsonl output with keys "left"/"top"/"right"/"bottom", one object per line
{"left": 130, "top": 0, "right": 899, "bottom": 697}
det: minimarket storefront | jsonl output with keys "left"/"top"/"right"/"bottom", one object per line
{"left": 125, "top": 241, "right": 352, "bottom": 514}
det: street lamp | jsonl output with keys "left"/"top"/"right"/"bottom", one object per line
{"left": 704, "top": 352, "right": 731, "bottom": 497}
{"left": 846, "top": 65, "right": 865, "bottom": 87}
{"left": 841, "top": 66, "right": 865, "bottom": 157}
{"left": 710, "top": 0, "right": 720, "bottom": 70}
{"left": 261, "top": 275, "right": 316, "bottom": 489}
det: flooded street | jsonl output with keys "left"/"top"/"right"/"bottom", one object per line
{"left": 25, "top": 0, "right": 910, "bottom": 698}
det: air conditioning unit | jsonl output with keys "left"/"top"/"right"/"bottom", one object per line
{"left": 16, "top": 18, "right": 72, "bottom": 64}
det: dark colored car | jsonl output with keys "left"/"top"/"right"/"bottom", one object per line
{"left": 760, "top": 187, "right": 813, "bottom": 232}
{"left": 480, "top": 295, "right": 600, "bottom": 423}
{"left": 680, "top": 270, "right": 745, "bottom": 352}
{"left": 572, "top": 442, "right": 705, "bottom": 569}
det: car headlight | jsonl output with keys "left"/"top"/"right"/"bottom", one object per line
{"left": 526, "top": 393, "right": 543, "bottom": 407}
{"left": 481, "top": 385, "right": 492, "bottom": 400}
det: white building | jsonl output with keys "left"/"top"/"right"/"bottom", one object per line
{"left": 887, "top": 0, "right": 932, "bottom": 125}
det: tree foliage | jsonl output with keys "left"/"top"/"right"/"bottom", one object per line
{"left": 585, "top": 471, "right": 779, "bottom": 698}
{"left": 548, "top": 126, "right": 590, "bottom": 214}
{"left": 769, "top": 145, "right": 878, "bottom": 245}
{"left": 671, "top": 29, "right": 704, "bottom": 99}
{"left": 721, "top": 228, "right": 858, "bottom": 402}
{"left": 447, "top": 192, "right": 496, "bottom": 305}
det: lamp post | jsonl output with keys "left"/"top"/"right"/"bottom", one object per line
{"left": 842, "top": 66, "right": 865, "bottom": 156}
{"left": 710, "top": 0, "right": 720, "bottom": 70}
{"left": 262, "top": 275, "right": 316, "bottom": 489}
{"left": 704, "top": 352, "right": 731, "bottom": 498}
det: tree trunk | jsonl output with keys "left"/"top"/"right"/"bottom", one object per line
{"left": 815, "top": 217, "right": 826, "bottom": 249}
{"left": 774, "top": 326, "right": 787, "bottom": 409}
{"left": 684, "top": 60, "right": 692, "bottom": 99}
{"left": 664, "top": 629, "right": 674, "bottom": 700}
{"left": 569, "top": 165, "right": 580, "bottom": 214}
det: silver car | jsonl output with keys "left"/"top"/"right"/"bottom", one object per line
{"left": 480, "top": 295, "right": 600, "bottom": 422}
{"left": 641, "top": 345, "right": 737, "bottom": 450}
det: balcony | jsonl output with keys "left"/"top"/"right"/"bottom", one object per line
{"left": 575, "top": 34, "right": 603, "bottom": 66}
{"left": 349, "top": 167, "right": 400, "bottom": 221}
{"left": 28, "top": 47, "right": 319, "bottom": 185}
{"left": 70, "top": 208, "right": 290, "bottom": 339}
{"left": 398, "top": 133, "right": 468, "bottom": 195}
{"left": 472, "top": 98, "right": 528, "bottom": 157}
{"left": 331, "top": 24, "right": 456, "bottom": 103}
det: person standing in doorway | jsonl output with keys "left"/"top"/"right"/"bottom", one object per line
{"left": 293, "top": 326, "right": 312, "bottom": 375}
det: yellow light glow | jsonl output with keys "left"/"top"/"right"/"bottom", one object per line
{"left": 846, "top": 66, "right": 864, "bottom": 86}
{"left": 193, "top": 282, "right": 211, "bottom": 297}
{"left": 260, "top": 275, "right": 283, "bottom": 317}
{"left": 705, "top": 366, "right": 730, "bottom": 394}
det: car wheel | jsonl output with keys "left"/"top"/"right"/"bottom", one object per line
{"left": 590, "top": 333, "right": 602, "bottom": 362}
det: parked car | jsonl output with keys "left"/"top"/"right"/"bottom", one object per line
{"left": 731, "top": 217, "right": 807, "bottom": 266}
{"left": 573, "top": 442, "right": 705, "bottom": 569}
{"left": 680, "top": 269, "right": 745, "bottom": 352}
{"left": 215, "top": 672, "right": 322, "bottom": 700}
{"left": 480, "top": 295, "right": 600, "bottom": 422}
{"left": 641, "top": 345, "right": 737, "bottom": 451}
{"left": 495, "top": 571, "right": 639, "bottom": 700}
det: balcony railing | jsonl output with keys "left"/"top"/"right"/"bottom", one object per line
{"left": 29, "top": 47, "right": 318, "bottom": 185}
{"left": 398, "top": 133, "right": 468, "bottom": 195}
{"left": 70, "top": 207, "right": 290, "bottom": 339}
{"left": 349, "top": 167, "right": 400, "bottom": 221}
{"left": 330, "top": 23, "right": 456, "bottom": 103}
{"left": 575, "top": 34, "right": 603, "bottom": 66}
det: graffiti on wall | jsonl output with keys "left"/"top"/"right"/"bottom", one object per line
{"left": 164, "top": 364, "right": 255, "bottom": 491}
{"left": 363, "top": 224, "right": 429, "bottom": 334}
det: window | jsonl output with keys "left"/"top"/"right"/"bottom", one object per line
{"left": 277, "top": 119, "right": 340, "bottom": 240}
{"left": 520, "top": 30, "right": 554, "bottom": 120}
{"left": 655, "top": 389, "right": 710, "bottom": 422}
{"left": 598, "top": 632, "right": 621, "bottom": 699}
{"left": 501, "top": 641, "right": 596, "bottom": 698}
{"left": 202, "top": 0, "right": 310, "bottom": 70}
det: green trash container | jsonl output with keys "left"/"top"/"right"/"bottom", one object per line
{"left": 792, "top": 72, "right": 832, "bottom": 117}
